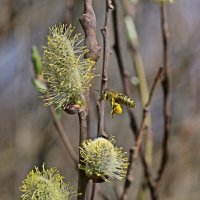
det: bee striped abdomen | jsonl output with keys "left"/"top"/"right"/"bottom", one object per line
{"left": 115, "top": 94, "right": 136, "bottom": 108}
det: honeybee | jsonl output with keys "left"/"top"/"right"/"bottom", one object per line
{"left": 99, "top": 89, "right": 136, "bottom": 117}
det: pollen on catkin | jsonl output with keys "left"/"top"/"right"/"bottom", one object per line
{"left": 42, "top": 24, "right": 95, "bottom": 111}
{"left": 79, "top": 137, "right": 129, "bottom": 182}
{"left": 20, "top": 165, "right": 75, "bottom": 200}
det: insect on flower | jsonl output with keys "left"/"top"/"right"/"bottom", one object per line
{"left": 99, "top": 89, "right": 136, "bottom": 117}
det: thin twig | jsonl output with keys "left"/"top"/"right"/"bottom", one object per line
{"left": 121, "top": 67, "right": 164, "bottom": 200}
{"left": 112, "top": 1, "right": 156, "bottom": 199}
{"left": 79, "top": 0, "right": 101, "bottom": 62}
{"left": 140, "top": 148, "right": 158, "bottom": 200}
{"left": 49, "top": 106, "right": 78, "bottom": 164}
{"left": 66, "top": 0, "right": 74, "bottom": 24}
{"left": 146, "top": 67, "right": 164, "bottom": 107}
{"left": 155, "top": 3, "right": 171, "bottom": 184}
{"left": 78, "top": 109, "right": 88, "bottom": 145}
{"left": 123, "top": 1, "right": 155, "bottom": 190}
{"left": 112, "top": 0, "right": 138, "bottom": 135}
{"left": 90, "top": 182, "right": 96, "bottom": 200}
{"left": 97, "top": 0, "right": 114, "bottom": 137}
{"left": 121, "top": 109, "right": 149, "bottom": 200}
{"left": 78, "top": 109, "right": 89, "bottom": 200}
{"left": 116, "top": 0, "right": 160, "bottom": 198}
{"left": 95, "top": 183, "right": 110, "bottom": 200}
{"left": 78, "top": 0, "right": 101, "bottom": 199}
{"left": 93, "top": 1, "right": 114, "bottom": 199}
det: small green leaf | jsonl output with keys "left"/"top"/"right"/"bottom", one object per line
{"left": 32, "top": 46, "right": 42, "bottom": 75}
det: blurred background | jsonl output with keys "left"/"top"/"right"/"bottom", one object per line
{"left": 0, "top": 0, "right": 200, "bottom": 199}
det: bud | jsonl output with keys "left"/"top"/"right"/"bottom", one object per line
{"left": 32, "top": 46, "right": 42, "bottom": 75}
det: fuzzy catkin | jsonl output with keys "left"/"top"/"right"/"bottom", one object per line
{"left": 20, "top": 165, "right": 75, "bottom": 200}
{"left": 42, "top": 24, "right": 95, "bottom": 110}
{"left": 79, "top": 137, "right": 128, "bottom": 182}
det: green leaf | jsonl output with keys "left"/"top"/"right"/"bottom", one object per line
{"left": 32, "top": 46, "right": 42, "bottom": 75}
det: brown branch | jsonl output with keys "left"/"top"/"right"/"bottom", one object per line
{"left": 92, "top": 0, "right": 114, "bottom": 197}
{"left": 97, "top": 0, "right": 114, "bottom": 137}
{"left": 155, "top": 3, "right": 171, "bottom": 184}
{"left": 49, "top": 106, "right": 78, "bottom": 164}
{"left": 140, "top": 148, "right": 158, "bottom": 200}
{"left": 112, "top": 1, "right": 157, "bottom": 199}
{"left": 78, "top": 0, "right": 101, "bottom": 199}
{"left": 146, "top": 67, "right": 164, "bottom": 107}
{"left": 66, "top": 0, "right": 74, "bottom": 24}
{"left": 78, "top": 109, "right": 88, "bottom": 145}
{"left": 79, "top": 0, "right": 101, "bottom": 62}
{"left": 92, "top": 1, "right": 114, "bottom": 199}
{"left": 90, "top": 182, "right": 96, "bottom": 200}
{"left": 121, "top": 110, "right": 148, "bottom": 200}
{"left": 112, "top": 0, "right": 138, "bottom": 135}
{"left": 77, "top": 109, "right": 89, "bottom": 200}
{"left": 122, "top": 1, "right": 154, "bottom": 174}
{"left": 121, "top": 67, "right": 164, "bottom": 200}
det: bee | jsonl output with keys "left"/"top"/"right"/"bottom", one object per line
{"left": 99, "top": 89, "right": 136, "bottom": 117}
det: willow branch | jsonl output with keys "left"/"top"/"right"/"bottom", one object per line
{"left": 49, "top": 106, "right": 78, "bottom": 164}
{"left": 117, "top": 0, "right": 155, "bottom": 198}
{"left": 97, "top": 0, "right": 114, "bottom": 137}
{"left": 112, "top": 0, "right": 138, "bottom": 135}
{"left": 122, "top": 2, "right": 153, "bottom": 183}
{"left": 111, "top": 1, "right": 155, "bottom": 199}
{"left": 78, "top": 0, "right": 101, "bottom": 199}
{"left": 79, "top": 0, "right": 101, "bottom": 62}
{"left": 93, "top": 1, "right": 114, "bottom": 199}
{"left": 140, "top": 148, "right": 158, "bottom": 200}
{"left": 66, "top": 0, "right": 74, "bottom": 24}
{"left": 121, "top": 67, "right": 163, "bottom": 200}
{"left": 155, "top": 3, "right": 171, "bottom": 184}
{"left": 77, "top": 109, "right": 89, "bottom": 200}
{"left": 90, "top": 182, "right": 96, "bottom": 200}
